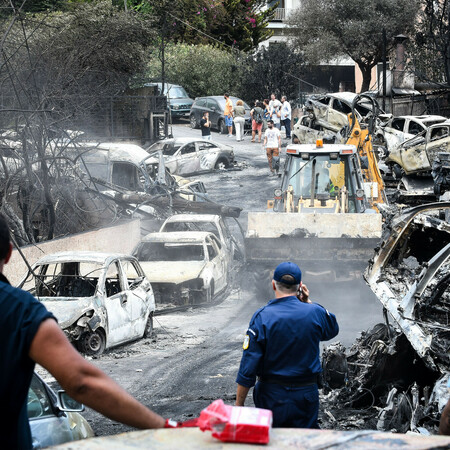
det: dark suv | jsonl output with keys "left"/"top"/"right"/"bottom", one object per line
{"left": 145, "top": 82, "right": 194, "bottom": 119}
{"left": 190, "top": 96, "right": 251, "bottom": 134}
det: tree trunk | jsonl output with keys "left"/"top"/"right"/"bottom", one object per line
{"left": 358, "top": 63, "right": 373, "bottom": 93}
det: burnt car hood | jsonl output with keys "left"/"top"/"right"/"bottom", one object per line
{"left": 40, "top": 297, "right": 95, "bottom": 328}
{"left": 139, "top": 261, "right": 205, "bottom": 284}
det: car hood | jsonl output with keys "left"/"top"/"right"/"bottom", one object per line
{"left": 169, "top": 97, "right": 193, "bottom": 105}
{"left": 139, "top": 261, "right": 205, "bottom": 284}
{"left": 40, "top": 297, "right": 95, "bottom": 328}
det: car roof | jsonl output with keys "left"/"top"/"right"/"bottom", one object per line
{"left": 34, "top": 251, "right": 133, "bottom": 265}
{"left": 395, "top": 115, "right": 447, "bottom": 122}
{"left": 196, "top": 95, "right": 242, "bottom": 101}
{"left": 82, "top": 142, "right": 149, "bottom": 164}
{"left": 141, "top": 231, "right": 215, "bottom": 243}
{"left": 164, "top": 214, "right": 220, "bottom": 223}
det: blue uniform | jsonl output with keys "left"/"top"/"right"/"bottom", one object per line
{"left": 236, "top": 295, "right": 339, "bottom": 428}
{"left": 0, "top": 273, "right": 55, "bottom": 449}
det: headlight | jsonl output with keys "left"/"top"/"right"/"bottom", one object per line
{"left": 172, "top": 104, "right": 180, "bottom": 110}
{"left": 274, "top": 188, "right": 282, "bottom": 198}
{"left": 356, "top": 189, "right": 365, "bottom": 199}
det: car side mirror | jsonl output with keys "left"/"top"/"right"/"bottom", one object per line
{"left": 58, "top": 391, "right": 84, "bottom": 412}
{"left": 211, "top": 107, "right": 216, "bottom": 111}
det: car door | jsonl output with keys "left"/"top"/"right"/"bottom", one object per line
{"left": 385, "top": 118, "right": 407, "bottom": 149}
{"left": 425, "top": 124, "right": 450, "bottom": 166}
{"left": 206, "top": 235, "right": 227, "bottom": 292}
{"left": 197, "top": 141, "right": 218, "bottom": 171}
{"left": 207, "top": 99, "right": 221, "bottom": 127}
{"left": 103, "top": 260, "right": 133, "bottom": 346}
{"left": 176, "top": 142, "right": 200, "bottom": 174}
{"left": 118, "top": 258, "right": 151, "bottom": 337}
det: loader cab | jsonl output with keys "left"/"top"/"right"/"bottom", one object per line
{"left": 274, "top": 143, "right": 366, "bottom": 213}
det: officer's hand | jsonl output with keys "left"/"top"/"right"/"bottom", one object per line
{"left": 300, "top": 284, "right": 311, "bottom": 303}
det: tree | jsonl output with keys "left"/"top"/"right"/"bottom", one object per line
{"left": 240, "top": 43, "right": 305, "bottom": 102}
{"left": 414, "top": 0, "right": 450, "bottom": 86}
{"left": 287, "top": 0, "right": 420, "bottom": 92}
{"left": 146, "top": 0, "right": 274, "bottom": 51}
{"left": 145, "top": 43, "right": 241, "bottom": 97}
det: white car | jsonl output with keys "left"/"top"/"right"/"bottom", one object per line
{"left": 147, "top": 138, "right": 235, "bottom": 175}
{"left": 377, "top": 115, "right": 447, "bottom": 150}
{"left": 159, "top": 213, "right": 241, "bottom": 260}
{"left": 18, "top": 252, "right": 156, "bottom": 355}
{"left": 133, "top": 231, "right": 228, "bottom": 305}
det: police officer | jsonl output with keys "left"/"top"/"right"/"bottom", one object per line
{"left": 235, "top": 261, "right": 339, "bottom": 428}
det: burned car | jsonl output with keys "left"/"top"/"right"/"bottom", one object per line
{"left": 146, "top": 137, "right": 235, "bottom": 175}
{"left": 385, "top": 119, "right": 450, "bottom": 177}
{"left": 133, "top": 231, "right": 229, "bottom": 305}
{"left": 18, "top": 252, "right": 156, "bottom": 355}
{"left": 375, "top": 115, "right": 447, "bottom": 152}
{"left": 29, "top": 372, "right": 94, "bottom": 448}
{"left": 321, "top": 202, "right": 450, "bottom": 434}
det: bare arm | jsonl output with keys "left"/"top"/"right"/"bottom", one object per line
{"left": 235, "top": 384, "right": 250, "bottom": 406}
{"left": 440, "top": 398, "right": 450, "bottom": 435}
{"left": 278, "top": 133, "right": 281, "bottom": 147}
{"left": 30, "top": 319, "right": 165, "bottom": 429}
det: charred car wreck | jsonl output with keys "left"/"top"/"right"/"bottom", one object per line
{"left": 321, "top": 202, "right": 450, "bottom": 434}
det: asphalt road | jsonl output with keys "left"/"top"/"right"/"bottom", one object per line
{"left": 47, "top": 120, "right": 384, "bottom": 436}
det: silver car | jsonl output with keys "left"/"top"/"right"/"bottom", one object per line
{"left": 29, "top": 372, "right": 94, "bottom": 448}
{"left": 147, "top": 137, "right": 235, "bottom": 175}
{"left": 19, "top": 252, "right": 156, "bottom": 355}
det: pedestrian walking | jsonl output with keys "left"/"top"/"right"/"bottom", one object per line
{"left": 269, "top": 93, "right": 282, "bottom": 130}
{"left": 263, "top": 119, "right": 281, "bottom": 174}
{"left": 235, "top": 261, "right": 339, "bottom": 428}
{"left": 200, "top": 111, "right": 211, "bottom": 140}
{"left": 280, "top": 96, "right": 292, "bottom": 139}
{"left": 223, "top": 93, "right": 234, "bottom": 137}
{"left": 233, "top": 100, "right": 246, "bottom": 141}
{"left": 0, "top": 214, "right": 170, "bottom": 448}
{"left": 251, "top": 101, "right": 264, "bottom": 143}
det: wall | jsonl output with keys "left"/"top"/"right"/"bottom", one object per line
{"left": 5, "top": 220, "right": 141, "bottom": 285}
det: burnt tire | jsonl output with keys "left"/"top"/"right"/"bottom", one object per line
{"left": 215, "top": 158, "right": 229, "bottom": 170}
{"left": 79, "top": 329, "right": 106, "bottom": 355}
{"left": 143, "top": 312, "right": 154, "bottom": 338}
{"left": 219, "top": 119, "right": 227, "bottom": 134}
{"left": 190, "top": 114, "right": 199, "bottom": 129}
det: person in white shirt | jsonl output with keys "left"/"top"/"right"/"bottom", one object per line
{"left": 263, "top": 119, "right": 282, "bottom": 175}
{"left": 280, "top": 96, "right": 292, "bottom": 139}
{"left": 269, "top": 93, "right": 282, "bottom": 130}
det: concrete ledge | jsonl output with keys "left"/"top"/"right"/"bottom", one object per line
{"left": 52, "top": 427, "right": 450, "bottom": 449}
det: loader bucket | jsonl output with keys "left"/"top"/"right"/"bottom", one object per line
{"left": 245, "top": 212, "right": 382, "bottom": 274}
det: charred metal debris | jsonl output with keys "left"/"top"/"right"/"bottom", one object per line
{"left": 321, "top": 203, "right": 450, "bottom": 434}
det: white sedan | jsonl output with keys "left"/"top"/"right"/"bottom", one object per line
{"left": 147, "top": 137, "right": 235, "bottom": 175}
{"left": 133, "top": 231, "right": 228, "bottom": 305}
{"left": 18, "top": 252, "right": 155, "bottom": 355}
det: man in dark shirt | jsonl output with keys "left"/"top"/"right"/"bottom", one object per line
{"left": 0, "top": 214, "right": 166, "bottom": 448}
{"left": 235, "top": 261, "right": 339, "bottom": 428}
{"left": 200, "top": 111, "right": 211, "bottom": 140}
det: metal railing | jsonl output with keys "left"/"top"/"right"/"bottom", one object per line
{"left": 272, "top": 8, "right": 293, "bottom": 21}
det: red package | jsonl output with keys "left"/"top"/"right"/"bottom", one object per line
{"left": 198, "top": 399, "right": 272, "bottom": 444}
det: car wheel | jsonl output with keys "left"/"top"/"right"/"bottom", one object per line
{"left": 392, "top": 163, "right": 404, "bottom": 179}
{"left": 215, "top": 158, "right": 229, "bottom": 170}
{"left": 219, "top": 119, "right": 227, "bottom": 134}
{"left": 143, "top": 312, "right": 154, "bottom": 338}
{"left": 190, "top": 114, "right": 199, "bottom": 129}
{"left": 79, "top": 329, "right": 106, "bottom": 355}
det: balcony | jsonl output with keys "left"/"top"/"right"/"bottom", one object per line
{"left": 271, "top": 8, "right": 293, "bottom": 21}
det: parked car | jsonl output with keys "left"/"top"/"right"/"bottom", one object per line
{"left": 18, "top": 252, "right": 156, "bottom": 355}
{"left": 376, "top": 115, "right": 447, "bottom": 151}
{"left": 29, "top": 372, "right": 94, "bottom": 448}
{"left": 159, "top": 213, "right": 241, "bottom": 259}
{"left": 145, "top": 82, "right": 194, "bottom": 119}
{"left": 385, "top": 119, "right": 450, "bottom": 176}
{"left": 146, "top": 137, "right": 235, "bottom": 175}
{"left": 133, "top": 231, "right": 229, "bottom": 305}
{"left": 190, "top": 96, "right": 252, "bottom": 134}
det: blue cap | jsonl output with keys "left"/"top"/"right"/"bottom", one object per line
{"left": 273, "top": 262, "right": 302, "bottom": 285}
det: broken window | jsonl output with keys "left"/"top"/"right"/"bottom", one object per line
{"left": 105, "top": 262, "right": 122, "bottom": 297}
{"left": 180, "top": 143, "right": 196, "bottom": 155}
{"left": 121, "top": 259, "right": 143, "bottom": 290}
{"left": 111, "top": 162, "right": 142, "bottom": 191}
{"left": 430, "top": 126, "right": 449, "bottom": 142}
{"left": 332, "top": 99, "right": 352, "bottom": 115}
{"left": 135, "top": 242, "right": 205, "bottom": 261}
{"left": 391, "top": 118, "right": 406, "bottom": 132}
{"left": 408, "top": 121, "right": 424, "bottom": 135}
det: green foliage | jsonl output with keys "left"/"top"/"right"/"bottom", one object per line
{"left": 240, "top": 43, "right": 304, "bottom": 102}
{"left": 288, "top": 0, "right": 420, "bottom": 92}
{"left": 413, "top": 0, "right": 450, "bottom": 86}
{"left": 145, "top": 43, "right": 243, "bottom": 97}
{"left": 146, "top": 0, "right": 274, "bottom": 51}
